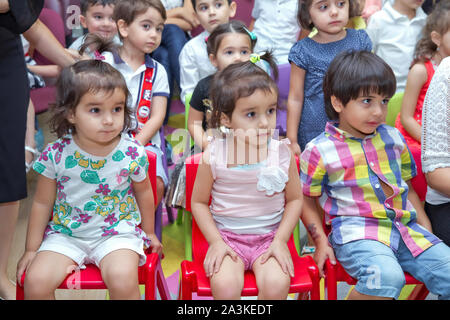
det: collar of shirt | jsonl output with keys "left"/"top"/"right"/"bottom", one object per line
{"left": 112, "top": 51, "right": 155, "bottom": 69}
{"left": 384, "top": 2, "right": 427, "bottom": 23}
{"left": 324, "top": 121, "right": 378, "bottom": 142}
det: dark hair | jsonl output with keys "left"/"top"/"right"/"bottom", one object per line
{"left": 80, "top": 0, "right": 117, "bottom": 14}
{"left": 323, "top": 50, "right": 396, "bottom": 120}
{"left": 206, "top": 20, "right": 257, "bottom": 56}
{"left": 412, "top": 0, "right": 450, "bottom": 66}
{"left": 79, "top": 0, "right": 166, "bottom": 54}
{"left": 209, "top": 53, "right": 279, "bottom": 128}
{"left": 298, "top": 0, "right": 361, "bottom": 30}
{"left": 49, "top": 60, "right": 132, "bottom": 137}
{"left": 191, "top": 0, "right": 233, "bottom": 11}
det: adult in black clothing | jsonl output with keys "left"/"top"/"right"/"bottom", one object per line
{"left": 0, "top": 0, "right": 75, "bottom": 299}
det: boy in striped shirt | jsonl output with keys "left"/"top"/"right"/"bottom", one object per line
{"left": 300, "top": 51, "right": 450, "bottom": 300}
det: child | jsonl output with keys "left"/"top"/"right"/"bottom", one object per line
{"left": 366, "top": 0, "right": 427, "bottom": 93}
{"left": 16, "top": 60, "right": 162, "bottom": 300}
{"left": 286, "top": 0, "right": 372, "bottom": 155}
{"left": 191, "top": 58, "right": 303, "bottom": 300}
{"left": 422, "top": 56, "right": 450, "bottom": 246}
{"left": 70, "top": 0, "right": 120, "bottom": 57}
{"left": 395, "top": 1, "right": 450, "bottom": 202}
{"left": 300, "top": 50, "right": 450, "bottom": 300}
{"left": 178, "top": 0, "right": 237, "bottom": 104}
{"left": 188, "top": 20, "right": 276, "bottom": 151}
{"left": 82, "top": 0, "right": 170, "bottom": 206}
{"left": 248, "top": 0, "right": 300, "bottom": 65}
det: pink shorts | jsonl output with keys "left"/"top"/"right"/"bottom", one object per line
{"left": 219, "top": 229, "right": 276, "bottom": 270}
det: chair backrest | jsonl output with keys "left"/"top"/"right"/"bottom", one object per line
{"left": 145, "top": 150, "right": 158, "bottom": 207}
{"left": 386, "top": 91, "right": 404, "bottom": 127}
{"left": 34, "top": 8, "right": 66, "bottom": 66}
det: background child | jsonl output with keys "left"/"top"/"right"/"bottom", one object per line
{"left": 366, "top": 0, "right": 427, "bottom": 93}
{"left": 83, "top": 0, "right": 170, "bottom": 207}
{"left": 286, "top": 0, "right": 372, "bottom": 155}
{"left": 191, "top": 58, "right": 303, "bottom": 300}
{"left": 178, "top": 0, "right": 236, "bottom": 104}
{"left": 300, "top": 50, "right": 450, "bottom": 300}
{"left": 395, "top": 1, "right": 450, "bottom": 202}
{"left": 248, "top": 0, "right": 300, "bottom": 65}
{"left": 69, "top": 0, "right": 120, "bottom": 58}
{"left": 422, "top": 56, "right": 450, "bottom": 246}
{"left": 16, "top": 60, "right": 162, "bottom": 300}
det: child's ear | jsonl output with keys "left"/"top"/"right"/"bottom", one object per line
{"left": 67, "top": 110, "right": 76, "bottom": 125}
{"left": 228, "top": 1, "right": 237, "bottom": 18}
{"left": 220, "top": 112, "right": 231, "bottom": 128}
{"left": 330, "top": 95, "right": 344, "bottom": 114}
{"left": 430, "top": 30, "right": 441, "bottom": 48}
{"left": 80, "top": 14, "right": 88, "bottom": 29}
{"left": 209, "top": 53, "right": 218, "bottom": 68}
{"left": 116, "top": 19, "right": 129, "bottom": 38}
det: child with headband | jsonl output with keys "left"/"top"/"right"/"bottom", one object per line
{"left": 191, "top": 58, "right": 302, "bottom": 300}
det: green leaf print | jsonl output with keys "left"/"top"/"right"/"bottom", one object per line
{"left": 112, "top": 150, "right": 125, "bottom": 162}
{"left": 84, "top": 201, "right": 97, "bottom": 211}
{"left": 33, "top": 162, "right": 46, "bottom": 174}
{"left": 70, "top": 222, "right": 81, "bottom": 229}
{"left": 80, "top": 170, "right": 101, "bottom": 184}
{"left": 65, "top": 155, "right": 78, "bottom": 169}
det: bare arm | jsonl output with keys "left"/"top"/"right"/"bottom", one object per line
{"left": 286, "top": 64, "right": 306, "bottom": 156}
{"left": 27, "top": 64, "right": 61, "bottom": 78}
{"left": 400, "top": 64, "right": 427, "bottom": 142}
{"left": 135, "top": 96, "right": 167, "bottom": 146}
{"left": 23, "top": 19, "right": 75, "bottom": 67}
{"left": 301, "top": 195, "right": 336, "bottom": 277}
{"left": 425, "top": 168, "right": 450, "bottom": 198}
{"left": 187, "top": 107, "right": 209, "bottom": 150}
{"left": 191, "top": 150, "right": 238, "bottom": 276}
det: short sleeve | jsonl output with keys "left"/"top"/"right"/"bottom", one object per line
{"left": 251, "top": 0, "right": 260, "bottom": 19}
{"left": 130, "top": 144, "right": 149, "bottom": 183}
{"left": 300, "top": 142, "right": 326, "bottom": 197}
{"left": 0, "top": 0, "right": 43, "bottom": 34}
{"left": 153, "top": 61, "right": 170, "bottom": 98}
{"left": 32, "top": 143, "right": 57, "bottom": 180}
{"left": 190, "top": 76, "right": 210, "bottom": 112}
{"left": 357, "top": 29, "right": 373, "bottom": 52}
{"left": 288, "top": 40, "right": 309, "bottom": 70}
{"left": 397, "top": 131, "right": 417, "bottom": 181}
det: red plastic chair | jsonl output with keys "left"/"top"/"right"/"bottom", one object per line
{"left": 322, "top": 216, "right": 429, "bottom": 300}
{"left": 179, "top": 153, "right": 320, "bottom": 300}
{"left": 17, "top": 151, "right": 171, "bottom": 300}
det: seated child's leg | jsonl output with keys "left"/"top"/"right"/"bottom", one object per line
{"left": 398, "top": 241, "right": 450, "bottom": 300}
{"left": 331, "top": 238, "right": 406, "bottom": 299}
{"left": 252, "top": 256, "right": 290, "bottom": 300}
{"left": 210, "top": 255, "right": 245, "bottom": 300}
{"left": 99, "top": 249, "right": 140, "bottom": 300}
{"left": 24, "top": 251, "right": 77, "bottom": 299}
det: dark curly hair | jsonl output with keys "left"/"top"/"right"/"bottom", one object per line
{"left": 49, "top": 60, "right": 132, "bottom": 138}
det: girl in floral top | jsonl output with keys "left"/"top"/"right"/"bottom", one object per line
{"left": 16, "top": 60, "right": 162, "bottom": 300}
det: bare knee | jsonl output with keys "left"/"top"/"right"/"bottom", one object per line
{"left": 24, "top": 266, "right": 62, "bottom": 299}
{"left": 258, "top": 271, "right": 290, "bottom": 300}
{"left": 211, "top": 273, "right": 244, "bottom": 300}
{"left": 102, "top": 262, "right": 139, "bottom": 299}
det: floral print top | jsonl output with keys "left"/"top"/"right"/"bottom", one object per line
{"left": 33, "top": 133, "right": 150, "bottom": 247}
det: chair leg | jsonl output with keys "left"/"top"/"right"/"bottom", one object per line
{"left": 184, "top": 211, "right": 192, "bottom": 261}
{"left": 155, "top": 203, "right": 162, "bottom": 241}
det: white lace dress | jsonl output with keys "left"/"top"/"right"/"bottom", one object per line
{"left": 421, "top": 56, "right": 450, "bottom": 204}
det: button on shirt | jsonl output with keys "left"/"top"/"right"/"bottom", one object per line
{"left": 251, "top": 0, "right": 300, "bottom": 65}
{"left": 102, "top": 51, "right": 170, "bottom": 148}
{"left": 366, "top": 2, "right": 426, "bottom": 92}
{"left": 300, "top": 122, "right": 441, "bottom": 257}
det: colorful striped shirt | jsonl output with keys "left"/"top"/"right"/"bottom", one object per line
{"left": 300, "top": 122, "right": 441, "bottom": 257}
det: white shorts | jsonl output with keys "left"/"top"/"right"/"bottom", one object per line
{"left": 37, "top": 232, "right": 147, "bottom": 268}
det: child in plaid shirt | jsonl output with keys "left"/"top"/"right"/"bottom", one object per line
{"left": 300, "top": 50, "right": 450, "bottom": 300}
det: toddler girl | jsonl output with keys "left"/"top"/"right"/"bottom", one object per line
{"left": 287, "top": 0, "right": 372, "bottom": 154}
{"left": 190, "top": 59, "right": 303, "bottom": 299}
{"left": 395, "top": 1, "right": 450, "bottom": 201}
{"left": 16, "top": 60, "right": 162, "bottom": 300}
{"left": 81, "top": 0, "right": 170, "bottom": 206}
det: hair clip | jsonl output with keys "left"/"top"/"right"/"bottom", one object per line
{"left": 204, "top": 36, "right": 209, "bottom": 44}
{"left": 94, "top": 51, "right": 105, "bottom": 61}
{"left": 243, "top": 26, "right": 257, "bottom": 41}
{"left": 249, "top": 53, "right": 261, "bottom": 64}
